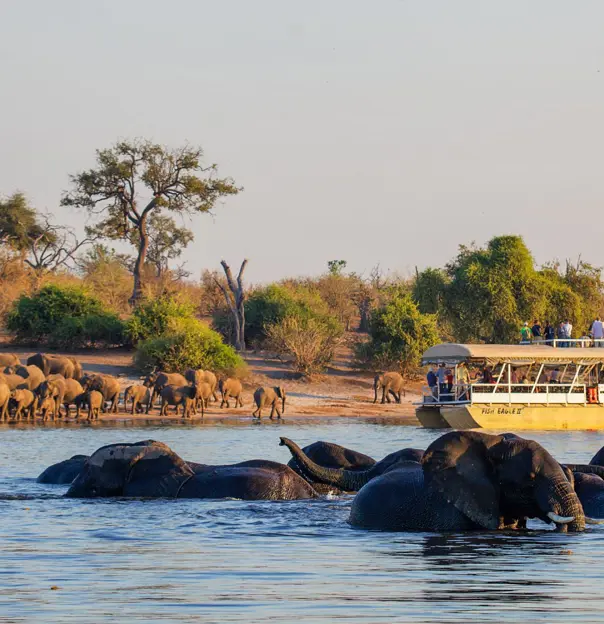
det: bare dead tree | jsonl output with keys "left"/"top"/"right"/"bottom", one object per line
{"left": 25, "top": 216, "right": 97, "bottom": 275}
{"left": 215, "top": 259, "right": 248, "bottom": 351}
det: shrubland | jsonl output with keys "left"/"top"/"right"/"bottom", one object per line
{"left": 1, "top": 168, "right": 603, "bottom": 379}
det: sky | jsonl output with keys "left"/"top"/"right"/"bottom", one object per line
{"left": 1, "top": 1, "right": 603, "bottom": 284}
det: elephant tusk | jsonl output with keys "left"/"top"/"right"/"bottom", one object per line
{"left": 547, "top": 512, "right": 574, "bottom": 524}
{"left": 585, "top": 517, "right": 604, "bottom": 525}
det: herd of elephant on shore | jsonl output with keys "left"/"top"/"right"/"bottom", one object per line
{"left": 0, "top": 352, "right": 292, "bottom": 421}
{"left": 0, "top": 349, "right": 407, "bottom": 422}
{"left": 36, "top": 430, "right": 604, "bottom": 533}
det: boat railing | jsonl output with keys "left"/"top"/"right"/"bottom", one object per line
{"left": 522, "top": 338, "right": 604, "bottom": 348}
{"left": 421, "top": 384, "right": 471, "bottom": 405}
{"left": 422, "top": 383, "right": 592, "bottom": 406}
{"left": 471, "top": 383, "right": 587, "bottom": 405}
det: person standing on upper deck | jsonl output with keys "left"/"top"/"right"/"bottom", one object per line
{"left": 531, "top": 320, "right": 542, "bottom": 340}
{"left": 591, "top": 317, "right": 604, "bottom": 347}
{"left": 457, "top": 362, "right": 470, "bottom": 400}
{"left": 562, "top": 319, "right": 573, "bottom": 347}
{"left": 544, "top": 321, "right": 555, "bottom": 346}
{"left": 426, "top": 367, "right": 438, "bottom": 397}
{"left": 520, "top": 322, "right": 532, "bottom": 344}
{"left": 436, "top": 363, "right": 447, "bottom": 399}
{"left": 557, "top": 322, "right": 566, "bottom": 347}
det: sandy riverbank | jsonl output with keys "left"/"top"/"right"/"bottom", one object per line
{"left": 2, "top": 345, "right": 422, "bottom": 425}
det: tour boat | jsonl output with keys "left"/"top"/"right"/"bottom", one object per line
{"left": 416, "top": 343, "right": 604, "bottom": 431}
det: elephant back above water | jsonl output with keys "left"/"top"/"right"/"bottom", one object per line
{"left": 37, "top": 455, "right": 90, "bottom": 484}
{"left": 281, "top": 431, "right": 586, "bottom": 532}
{"left": 282, "top": 438, "right": 423, "bottom": 491}
{"left": 66, "top": 440, "right": 318, "bottom": 500}
{"left": 287, "top": 440, "right": 376, "bottom": 473}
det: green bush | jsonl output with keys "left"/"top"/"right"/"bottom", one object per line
{"left": 125, "top": 296, "right": 195, "bottom": 345}
{"left": 266, "top": 315, "right": 343, "bottom": 376}
{"left": 6, "top": 284, "right": 116, "bottom": 344}
{"left": 243, "top": 284, "right": 338, "bottom": 346}
{"left": 49, "top": 312, "right": 125, "bottom": 349}
{"left": 134, "top": 317, "right": 246, "bottom": 375}
{"left": 355, "top": 291, "right": 439, "bottom": 375}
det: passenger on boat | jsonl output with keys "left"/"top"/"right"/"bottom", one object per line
{"left": 591, "top": 317, "right": 604, "bottom": 346}
{"left": 437, "top": 364, "right": 447, "bottom": 398}
{"left": 457, "top": 362, "right": 470, "bottom": 400}
{"left": 511, "top": 367, "right": 519, "bottom": 383}
{"left": 562, "top": 319, "right": 573, "bottom": 347}
{"left": 550, "top": 368, "right": 560, "bottom": 383}
{"left": 531, "top": 319, "right": 542, "bottom": 339}
{"left": 520, "top": 322, "right": 532, "bottom": 344}
{"left": 557, "top": 322, "right": 566, "bottom": 347}
{"left": 445, "top": 368, "right": 454, "bottom": 400}
{"left": 426, "top": 368, "right": 437, "bottom": 397}
{"left": 481, "top": 367, "right": 494, "bottom": 383}
{"left": 544, "top": 320, "right": 555, "bottom": 346}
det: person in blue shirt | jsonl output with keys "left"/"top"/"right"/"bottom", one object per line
{"left": 426, "top": 368, "right": 437, "bottom": 397}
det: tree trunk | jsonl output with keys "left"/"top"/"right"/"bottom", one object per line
{"left": 217, "top": 259, "right": 248, "bottom": 351}
{"left": 130, "top": 218, "right": 149, "bottom": 306}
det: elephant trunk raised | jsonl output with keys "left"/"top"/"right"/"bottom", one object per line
{"left": 280, "top": 437, "right": 376, "bottom": 491}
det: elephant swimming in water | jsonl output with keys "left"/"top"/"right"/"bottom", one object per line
{"left": 62, "top": 440, "right": 318, "bottom": 501}
{"left": 281, "top": 431, "right": 586, "bottom": 532}
{"left": 37, "top": 455, "right": 90, "bottom": 484}
{"left": 562, "top": 445, "right": 604, "bottom": 518}
{"left": 285, "top": 440, "right": 423, "bottom": 494}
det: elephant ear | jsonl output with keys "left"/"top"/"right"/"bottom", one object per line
{"left": 422, "top": 432, "right": 500, "bottom": 530}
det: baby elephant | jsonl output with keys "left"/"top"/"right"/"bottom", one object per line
{"left": 219, "top": 378, "right": 244, "bottom": 409}
{"left": 124, "top": 384, "right": 150, "bottom": 414}
{"left": 38, "top": 396, "right": 56, "bottom": 421}
{"left": 87, "top": 390, "right": 103, "bottom": 420}
{"left": 10, "top": 389, "right": 36, "bottom": 421}
{"left": 253, "top": 386, "right": 286, "bottom": 419}
{"left": 160, "top": 385, "right": 197, "bottom": 418}
{"left": 193, "top": 382, "right": 214, "bottom": 417}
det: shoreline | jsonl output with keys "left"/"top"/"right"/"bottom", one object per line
{"left": 0, "top": 407, "right": 421, "bottom": 428}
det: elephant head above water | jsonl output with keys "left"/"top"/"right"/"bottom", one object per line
{"left": 281, "top": 431, "right": 586, "bottom": 532}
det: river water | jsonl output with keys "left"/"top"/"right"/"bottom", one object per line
{"left": 1, "top": 419, "right": 603, "bottom": 623}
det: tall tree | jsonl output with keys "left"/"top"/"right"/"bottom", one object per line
{"left": 61, "top": 139, "right": 241, "bottom": 305}
{"left": 130, "top": 213, "right": 194, "bottom": 278}
{"left": 444, "top": 236, "right": 542, "bottom": 343}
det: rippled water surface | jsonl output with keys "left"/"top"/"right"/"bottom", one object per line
{"left": 1, "top": 419, "right": 604, "bottom": 623}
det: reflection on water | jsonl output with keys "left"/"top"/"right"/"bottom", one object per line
{"left": 0, "top": 420, "right": 603, "bottom": 622}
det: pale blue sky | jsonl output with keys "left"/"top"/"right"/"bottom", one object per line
{"left": 1, "top": 1, "right": 603, "bottom": 283}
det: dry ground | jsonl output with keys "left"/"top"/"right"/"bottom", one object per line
{"left": 1, "top": 339, "right": 421, "bottom": 425}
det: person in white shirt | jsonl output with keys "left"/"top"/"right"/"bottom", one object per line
{"left": 562, "top": 320, "right": 573, "bottom": 347}
{"left": 591, "top": 317, "right": 604, "bottom": 347}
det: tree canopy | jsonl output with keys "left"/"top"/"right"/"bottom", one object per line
{"left": 410, "top": 235, "right": 604, "bottom": 343}
{"left": 61, "top": 139, "right": 241, "bottom": 304}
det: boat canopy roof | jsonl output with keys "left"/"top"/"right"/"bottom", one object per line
{"left": 421, "top": 343, "right": 604, "bottom": 366}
